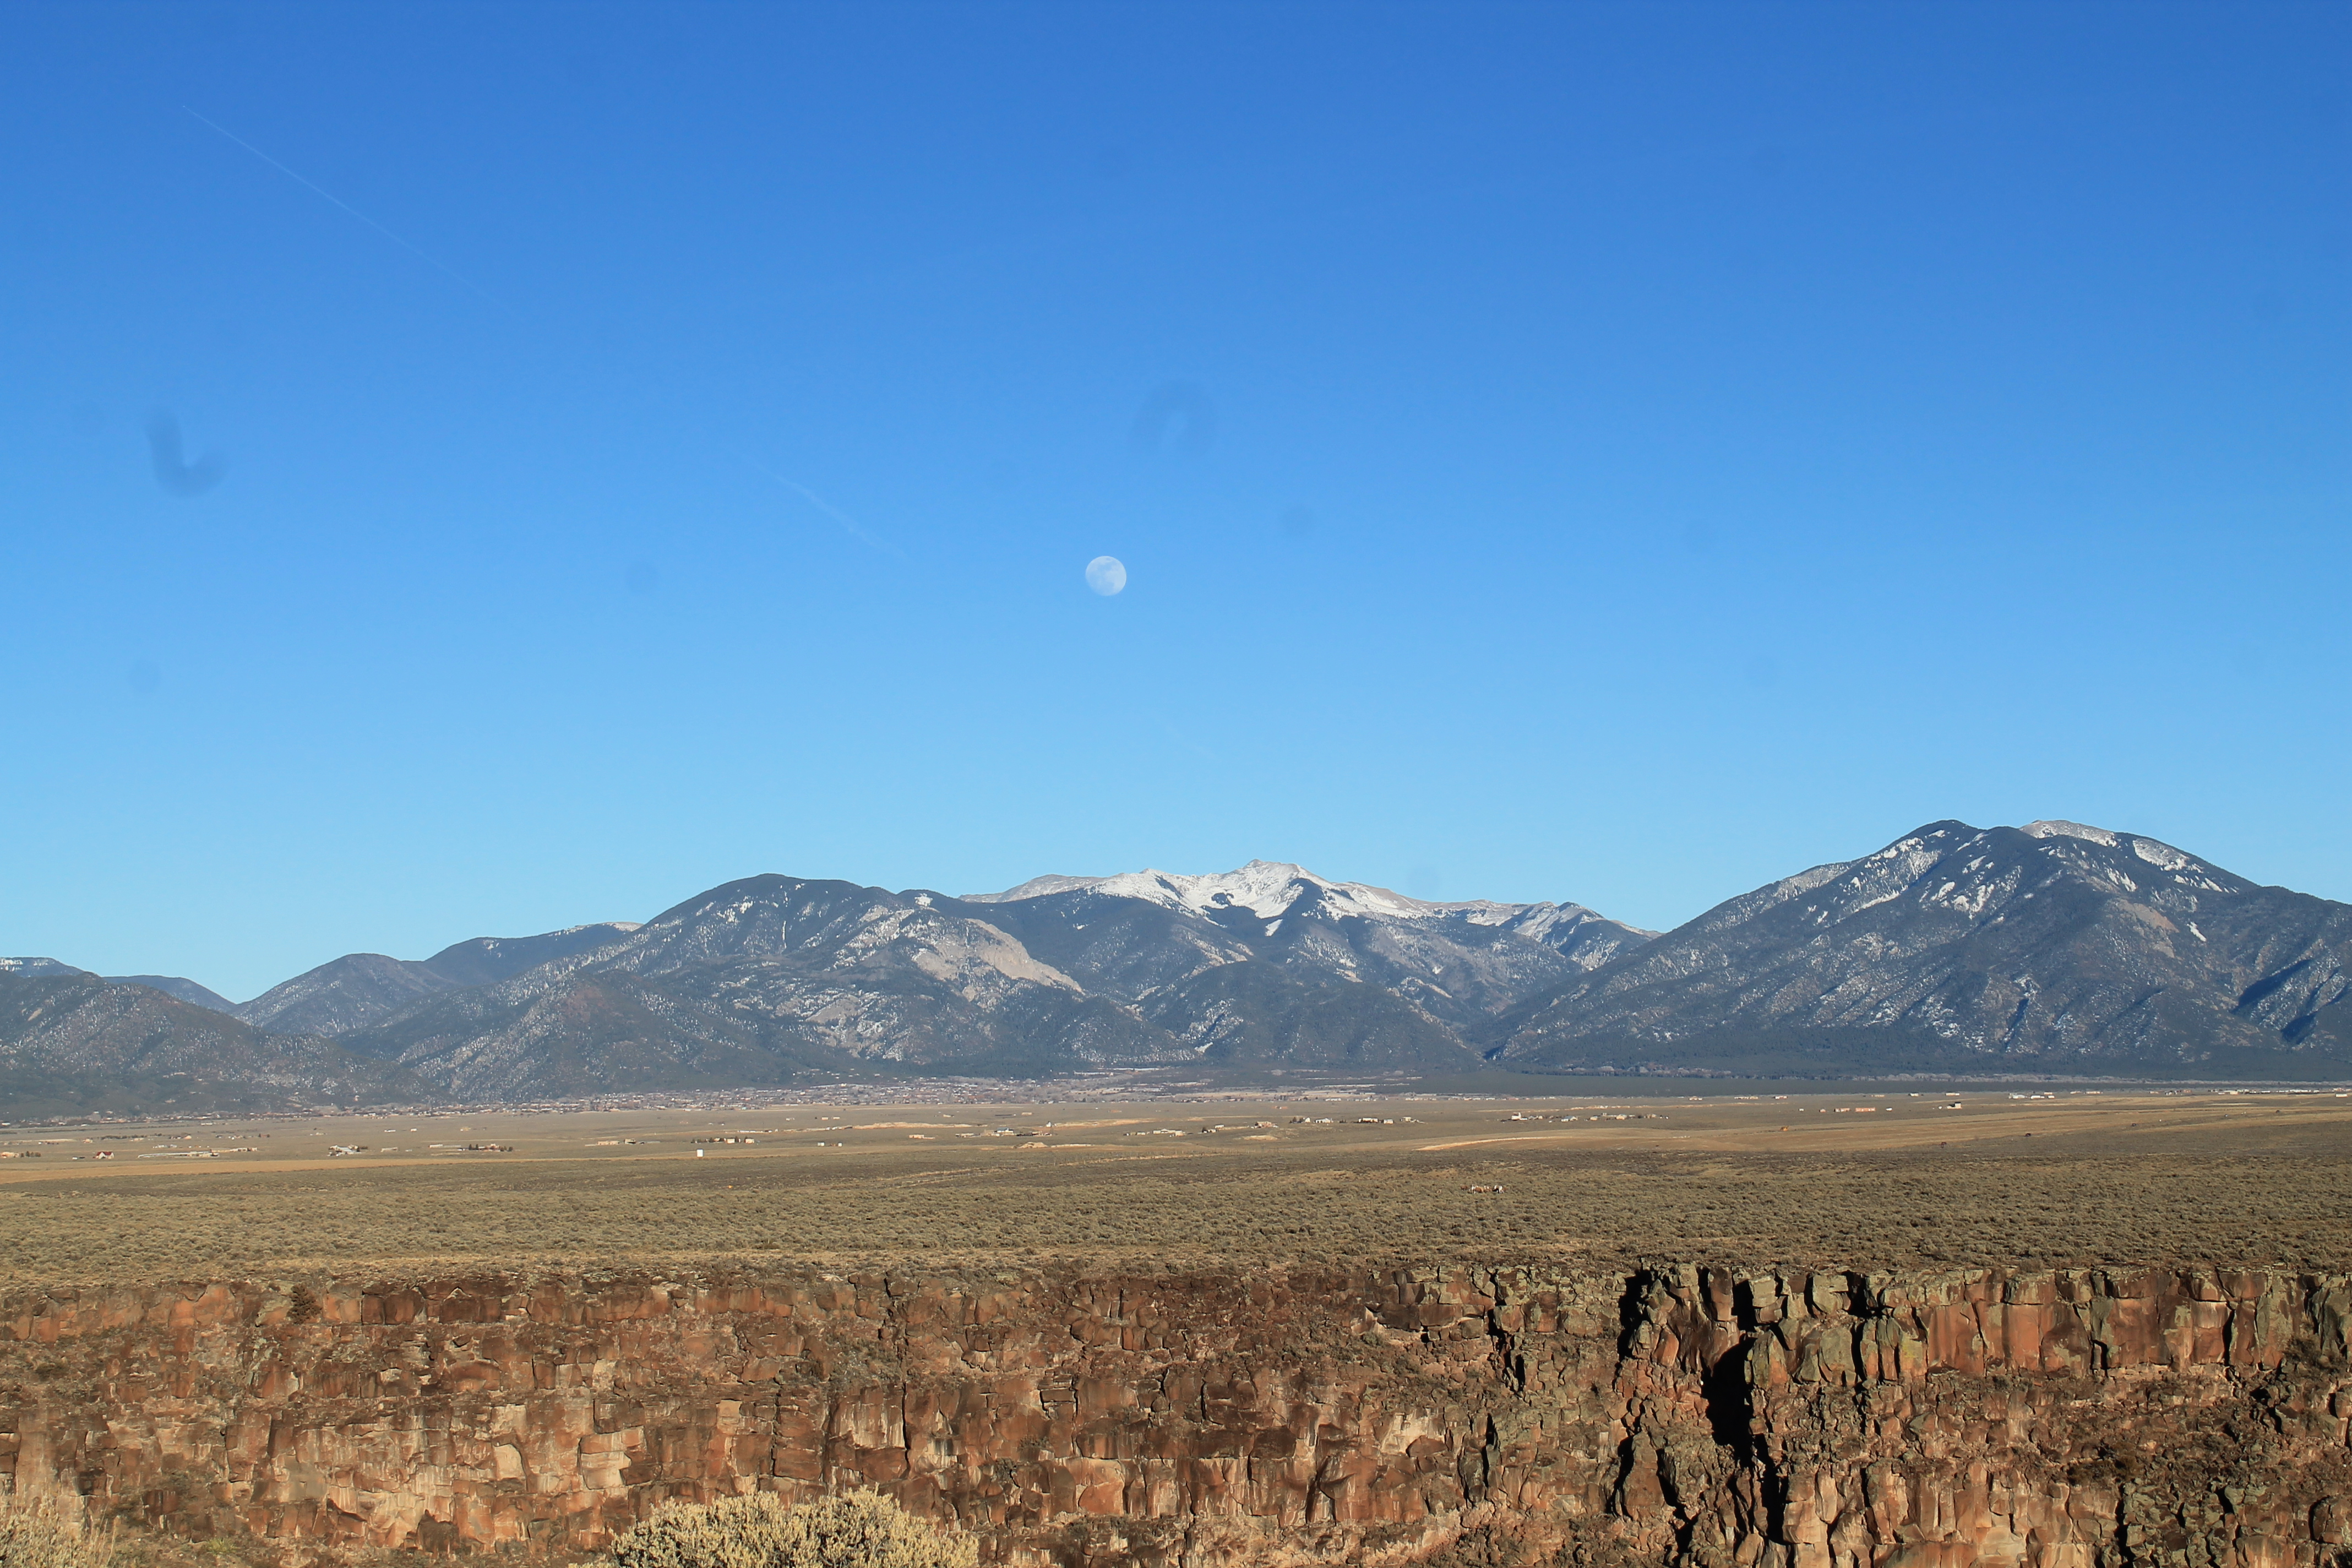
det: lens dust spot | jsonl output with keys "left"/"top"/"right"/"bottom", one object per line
{"left": 1130, "top": 382, "right": 1215, "bottom": 458}
{"left": 146, "top": 411, "right": 225, "bottom": 498}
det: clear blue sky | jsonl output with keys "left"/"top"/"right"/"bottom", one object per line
{"left": 3, "top": 2, "right": 2345, "bottom": 1000}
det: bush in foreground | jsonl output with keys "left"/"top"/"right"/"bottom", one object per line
{"left": 0, "top": 1499, "right": 112, "bottom": 1568}
{"left": 609, "top": 1491, "right": 977, "bottom": 1568}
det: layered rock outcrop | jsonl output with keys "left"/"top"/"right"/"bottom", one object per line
{"left": 2, "top": 1262, "right": 2348, "bottom": 1566}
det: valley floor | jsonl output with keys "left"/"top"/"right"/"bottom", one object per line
{"left": 3, "top": 1086, "right": 2348, "bottom": 1283}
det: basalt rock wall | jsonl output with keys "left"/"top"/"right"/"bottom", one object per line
{"left": 2, "top": 1262, "right": 2349, "bottom": 1567}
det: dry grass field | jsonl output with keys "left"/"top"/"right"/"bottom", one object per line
{"left": 3, "top": 1086, "right": 2349, "bottom": 1284}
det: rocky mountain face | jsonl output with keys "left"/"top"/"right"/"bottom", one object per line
{"left": 5, "top": 1260, "right": 2348, "bottom": 1565}
{"left": 0, "top": 958, "right": 87, "bottom": 980}
{"left": 1499, "top": 819, "right": 2352, "bottom": 1077}
{"left": 298, "top": 864, "right": 1657, "bottom": 1097}
{"left": 0, "top": 968, "right": 418, "bottom": 1117}
{"left": 232, "top": 923, "right": 644, "bottom": 1036}
{"left": 960, "top": 863, "right": 1649, "bottom": 1066}
{"left": 8, "top": 960, "right": 244, "bottom": 1015}
{"left": 102, "top": 974, "right": 237, "bottom": 1012}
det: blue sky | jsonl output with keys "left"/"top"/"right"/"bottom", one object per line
{"left": 3, "top": 2, "right": 2345, "bottom": 1000}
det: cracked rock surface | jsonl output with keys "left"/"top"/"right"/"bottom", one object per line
{"left": 4, "top": 1261, "right": 2350, "bottom": 1565}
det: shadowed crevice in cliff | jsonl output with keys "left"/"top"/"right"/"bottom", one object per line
{"left": 1696, "top": 1344, "right": 1752, "bottom": 1462}
{"left": 1611, "top": 1272, "right": 1648, "bottom": 1358}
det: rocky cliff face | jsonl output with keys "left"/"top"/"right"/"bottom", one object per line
{"left": 3, "top": 1261, "right": 2348, "bottom": 1567}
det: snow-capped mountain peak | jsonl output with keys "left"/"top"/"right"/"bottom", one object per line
{"left": 1101, "top": 861, "right": 1429, "bottom": 922}
{"left": 966, "top": 861, "right": 1648, "bottom": 949}
{"left": 973, "top": 860, "right": 1459, "bottom": 923}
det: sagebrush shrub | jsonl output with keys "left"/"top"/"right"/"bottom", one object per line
{"left": 609, "top": 1491, "right": 977, "bottom": 1568}
{"left": 0, "top": 1498, "right": 111, "bottom": 1568}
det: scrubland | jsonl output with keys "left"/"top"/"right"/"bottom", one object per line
{"left": 2, "top": 1088, "right": 2346, "bottom": 1284}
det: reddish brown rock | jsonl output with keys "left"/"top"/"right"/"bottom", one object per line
{"left": 1, "top": 1263, "right": 2347, "bottom": 1565}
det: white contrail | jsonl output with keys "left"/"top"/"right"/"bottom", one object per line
{"left": 182, "top": 106, "right": 497, "bottom": 303}
{"left": 729, "top": 449, "right": 903, "bottom": 557}
{"left": 187, "top": 105, "right": 902, "bottom": 563}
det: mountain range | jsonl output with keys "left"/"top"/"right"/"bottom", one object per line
{"left": 0, "top": 962, "right": 416, "bottom": 1118}
{"left": 3, "top": 820, "right": 2346, "bottom": 1112}
{"left": 1498, "top": 820, "right": 2352, "bottom": 1077}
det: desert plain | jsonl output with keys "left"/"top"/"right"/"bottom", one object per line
{"left": 6, "top": 1082, "right": 2347, "bottom": 1284}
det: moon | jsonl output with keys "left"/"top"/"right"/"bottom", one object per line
{"left": 1085, "top": 555, "right": 1128, "bottom": 596}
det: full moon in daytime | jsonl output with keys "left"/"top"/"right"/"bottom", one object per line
{"left": 1085, "top": 556, "right": 1128, "bottom": 596}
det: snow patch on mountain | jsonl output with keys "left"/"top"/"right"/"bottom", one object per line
{"left": 1118, "top": 862, "right": 1430, "bottom": 921}
{"left": 2024, "top": 820, "right": 2121, "bottom": 848}
{"left": 970, "top": 859, "right": 1642, "bottom": 937}
{"left": 2130, "top": 838, "right": 2196, "bottom": 873}
{"left": 965, "top": 875, "right": 1104, "bottom": 903}
{"left": 1493, "top": 903, "right": 1620, "bottom": 944}
{"left": 974, "top": 861, "right": 1412, "bottom": 920}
